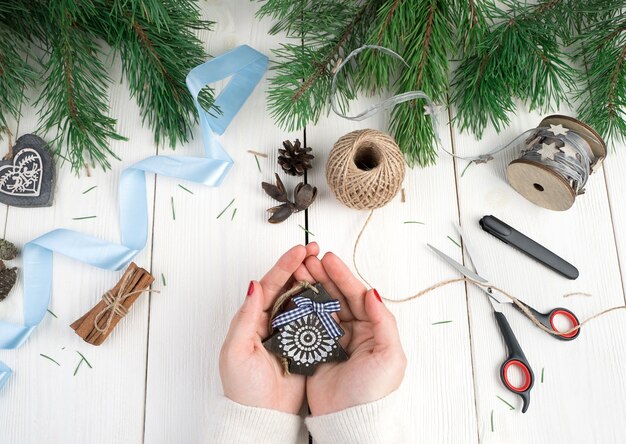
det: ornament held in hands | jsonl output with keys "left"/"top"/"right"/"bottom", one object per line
{"left": 278, "top": 139, "right": 313, "bottom": 176}
{"left": 262, "top": 173, "right": 317, "bottom": 223}
{"left": 263, "top": 283, "right": 348, "bottom": 376}
{"left": 0, "top": 134, "right": 55, "bottom": 208}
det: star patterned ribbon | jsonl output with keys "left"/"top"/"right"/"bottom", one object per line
{"left": 272, "top": 296, "right": 343, "bottom": 338}
{"left": 0, "top": 45, "right": 268, "bottom": 390}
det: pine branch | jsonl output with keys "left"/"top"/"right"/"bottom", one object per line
{"left": 104, "top": 0, "right": 215, "bottom": 148}
{"left": 0, "top": 2, "right": 36, "bottom": 135}
{"left": 452, "top": 0, "right": 576, "bottom": 138}
{"left": 575, "top": 1, "right": 626, "bottom": 143}
{"left": 263, "top": 0, "right": 381, "bottom": 131}
{"left": 35, "top": 1, "right": 124, "bottom": 172}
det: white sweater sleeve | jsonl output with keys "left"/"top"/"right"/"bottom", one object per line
{"left": 305, "top": 391, "right": 405, "bottom": 444}
{"left": 209, "top": 396, "right": 305, "bottom": 444}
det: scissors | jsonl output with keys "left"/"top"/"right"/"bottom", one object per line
{"left": 427, "top": 225, "right": 580, "bottom": 413}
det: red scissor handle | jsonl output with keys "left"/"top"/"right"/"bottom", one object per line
{"left": 548, "top": 308, "right": 580, "bottom": 340}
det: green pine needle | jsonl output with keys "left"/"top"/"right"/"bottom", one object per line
{"left": 178, "top": 184, "right": 194, "bottom": 194}
{"left": 73, "top": 358, "right": 84, "bottom": 376}
{"left": 73, "top": 216, "right": 97, "bottom": 220}
{"left": 161, "top": 273, "right": 167, "bottom": 286}
{"left": 496, "top": 395, "right": 515, "bottom": 410}
{"left": 231, "top": 208, "right": 237, "bottom": 221}
{"left": 217, "top": 198, "right": 235, "bottom": 219}
{"left": 171, "top": 196, "right": 176, "bottom": 220}
{"left": 432, "top": 320, "right": 453, "bottom": 325}
{"left": 447, "top": 235, "right": 461, "bottom": 248}
{"left": 541, "top": 367, "right": 545, "bottom": 383}
{"left": 46, "top": 309, "right": 58, "bottom": 318}
{"left": 40, "top": 354, "right": 60, "bottom": 366}
{"left": 76, "top": 351, "right": 92, "bottom": 368}
{"left": 298, "top": 224, "right": 315, "bottom": 236}
{"left": 254, "top": 155, "right": 261, "bottom": 173}
{"left": 82, "top": 186, "right": 98, "bottom": 194}
{"left": 491, "top": 410, "right": 494, "bottom": 432}
{"left": 404, "top": 221, "right": 425, "bottom": 225}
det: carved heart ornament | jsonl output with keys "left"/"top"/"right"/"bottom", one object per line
{"left": 0, "top": 148, "right": 43, "bottom": 197}
{"left": 0, "top": 134, "right": 55, "bottom": 207}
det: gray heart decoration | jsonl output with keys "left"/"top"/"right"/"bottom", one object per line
{"left": 0, "top": 134, "right": 55, "bottom": 207}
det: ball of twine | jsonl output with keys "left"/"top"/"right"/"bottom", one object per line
{"left": 326, "top": 129, "right": 405, "bottom": 210}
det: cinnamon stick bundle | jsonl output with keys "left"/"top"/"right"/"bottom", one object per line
{"left": 71, "top": 262, "right": 154, "bottom": 345}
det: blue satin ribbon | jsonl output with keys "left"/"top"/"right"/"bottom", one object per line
{"left": 0, "top": 45, "right": 268, "bottom": 390}
{"left": 271, "top": 296, "right": 343, "bottom": 338}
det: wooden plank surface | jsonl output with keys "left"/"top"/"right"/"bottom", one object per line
{"left": 452, "top": 109, "right": 626, "bottom": 443}
{"left": 0, "top": 53, "right": 157, "bottom": 443}
{"left": 1, "top": 2, "right": 625, "bottom": 443}
{"left": 142, "top": 2, "right": 307, "bottom": 443}
{"left": 306, "top": 102, "right": 478, "bottom": 442}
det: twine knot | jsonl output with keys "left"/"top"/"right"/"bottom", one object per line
{"left": 93, "top": 273, "right": 157, "bottom": 333}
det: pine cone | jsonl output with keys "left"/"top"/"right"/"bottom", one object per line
{"left": 278, "top": 139, "right": 313, "bottom": 176}
{"left": 0, "top": 239, "right": 17, "bottom": 260}
{"left": 0, "top": 261, "right": 17, "bottom": 302}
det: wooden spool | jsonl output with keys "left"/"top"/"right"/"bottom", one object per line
{"left": 506, "top": 115, "right": 607, "bottom": 211}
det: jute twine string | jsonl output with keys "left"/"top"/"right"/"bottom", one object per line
{"left": 93, "top": 272, "right": 159, "bottom": 333}
{"left": 326, "top": 129, "right": 405, "bottom": 210}
{"left": 268, "top": 281, "right": 319, "bottom": 375}
{"left": 353, "top": 210, "right": 626, "bottom": 337}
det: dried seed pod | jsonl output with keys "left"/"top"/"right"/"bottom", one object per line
{"left": 0, "top": 261, "right": 17, "bottom": 302}
{"left": 294, "top": 183, "right": 317, "bottom": 211}
{"left": 0, "top": 239, "right": 17, "bottom": 261}
{"left": 267, "top": 203, "right": 295, "bottom": 223}
{"left": 262, "top": 173, "right": 289, "bottom": 203}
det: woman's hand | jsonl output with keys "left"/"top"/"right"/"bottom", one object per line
{"left": 219, "top": 243, "right": 319, "bottom": 414}
{"left": 295, "top": 252, "right": 407, "bottom": 416}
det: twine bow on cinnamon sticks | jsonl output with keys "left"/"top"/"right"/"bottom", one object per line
{"left": 71, "top": 262, "right": 156, "bottom": 345}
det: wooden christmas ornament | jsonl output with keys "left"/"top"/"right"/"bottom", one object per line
{"left": 0, "top": 134, "right": 55, "bottom": 208}
{"left": 507, "top": 115, "right": 606, "bottom": 211}
{"left": 263, "top": 283, "right": 348, "bottom": 376}
{"left": 71, "top": 262, "right": 154, "bottom": 345}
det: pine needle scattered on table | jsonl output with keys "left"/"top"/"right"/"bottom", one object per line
{"left": 254, "top": 155, "right": 261, "bottom": 172}
{"left": 40, "top": 354, "right": 60, "bottom": 366}
{"left": 404, "top": 221, "right": 424, "bottom": 225}
{"left": 217, "top": 198, "right": 235, "bottom": 219}
{"left": 178, "top": 184, "right": 194, "bottom": 194}
{"left": 161, "top": 273, "right": 167, "bottom": 286}
{"left": 491, "top": 410, "right": 494, "bottom": 432}
{"left": 231, "top": 208, "right": 237, "bottom": 221}
{"left": 496, "top": 395, "right": 515, "bottom": 410}
{"left": 73, "top": 216, "right": 97, "bottom": 221}
{"left": 171, "top": 196, "right": 176, "bottom": 220}
{"left": 299, "top": 224, "right": 315, "bottom": 236}
{"left": 82, "top": 186, "right": 97, "bottom": 194}
{"left": 541, "top": 368, "right": 544, "bottom": 383}
{"left": 447, "top": 235, "right": 461, "bottom": 248}
{"left": 46, "top": 309, "right": 58, "bottom": 318}
{"left": 432, "top": 320, "right": 453, "bottom": 325}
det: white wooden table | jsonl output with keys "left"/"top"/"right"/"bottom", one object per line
{"left": 1, "top": 1, "right": 626, "bottom": 443}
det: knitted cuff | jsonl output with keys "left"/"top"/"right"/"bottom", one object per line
{"left": 209, "top": 396, "right": 304, "bottom": 444}
{"left": 305, "top": 391, "right": 404, "bottom": 444}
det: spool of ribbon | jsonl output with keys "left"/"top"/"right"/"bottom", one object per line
{"left": 0, "top": 45, "right": 269, "bottom": 390}
{"left": 271, "top": 296, "right": 342, "bottom": 338}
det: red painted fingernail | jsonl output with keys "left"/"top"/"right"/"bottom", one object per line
{"left": 373, "top": 288, "right": 382, "bottom": 302}
{"left": 247, "top": 281, "right": 255, "bottom": 297}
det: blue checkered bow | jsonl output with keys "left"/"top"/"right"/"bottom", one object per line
{"left": 271, "top": 296, "right": 342, "bottom": 338}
